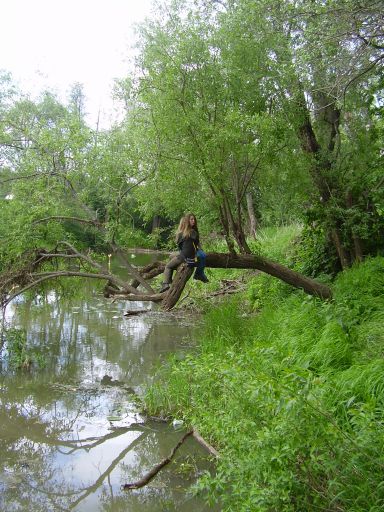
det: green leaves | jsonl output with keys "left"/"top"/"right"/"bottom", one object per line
{"left": 146, "top": 254, "right": 384, "bottom": 510}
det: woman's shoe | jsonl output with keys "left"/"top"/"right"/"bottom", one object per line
{"left": 194, "top": 274, "right": 209, "bottom": 283}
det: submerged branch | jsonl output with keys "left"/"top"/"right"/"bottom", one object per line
{"left": 123, "top": 430, "right": 194, "bottom": 490}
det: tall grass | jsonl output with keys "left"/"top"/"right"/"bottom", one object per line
{"left": 145, "top": 256, "right": 384, "bottom": 511}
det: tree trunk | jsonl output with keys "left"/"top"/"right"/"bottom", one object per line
{"left": 224, "top": 196, "right": 251, "bottom": 254}
{"left": 246, "top": 192, "right": 257, "bottom": 239}
{"left": 205, "top": 252, "right": 331, "bottom": 299}
{"left": 295, "top": 88, "right": 352, "bottom": 270}
{"left": 352, "top": 235, "right": 364, "bottom": 262}
{"left": 330, "top": 228, "right": 350, "bottom": 270}
{"left": 219, "top": 204, "right": 236, "bottom": 255}
{"left": 117, "top": 252, "right": 332, "bottom": 304}
{"left": 151, "top": 215, "right": 161, "bottom": 232}
{"left": 1, "top": 248, "right": 332, "bottom": 313}
{"left": 161, "top": 264, "right": 194, "bottom": 310}
{"left": 346, "top": 191, "right": 364, "bottom": 262}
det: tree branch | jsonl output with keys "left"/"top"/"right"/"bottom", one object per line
{"left": 123, "top": 430, "right": 193, "bottom": 490}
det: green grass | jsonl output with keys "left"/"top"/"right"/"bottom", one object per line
{"left": 251, "top": 223, "right": 302, "bottom": 263}
{"left": 145, "top": 255, "right": 384, "bottom": 511}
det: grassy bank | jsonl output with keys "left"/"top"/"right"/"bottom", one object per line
{"left": 145, "top": 232, "right": 384, "bottom": 511}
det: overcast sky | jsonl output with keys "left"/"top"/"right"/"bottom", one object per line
{"left": 0, "top": 0, "right": 154, "bottom": 127}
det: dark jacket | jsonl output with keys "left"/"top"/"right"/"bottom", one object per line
{"left": 177, "top": 229, "right": 199, "bottom": 259}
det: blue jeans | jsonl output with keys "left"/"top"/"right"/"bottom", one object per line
{"left": 194, "top": 249, "right": 207, "bottom": 278}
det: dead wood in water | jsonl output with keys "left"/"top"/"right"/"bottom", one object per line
{"left": 123, "top": 428, "right": 219, "bottom": 490}
{"left": 123, "top": 430, "right": 194, "bottom": 490}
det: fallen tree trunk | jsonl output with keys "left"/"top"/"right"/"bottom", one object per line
{"left": 1, "top": 248, "right": 332, "bottom": 312}
{"left": 161, "top": 264, "right": 194, "bottom": 311}
{"left": 123, "top": 252, "right": 332, "bottom": 307}
{"left": 205, "top": 253, "right": 331, "bottom": 300}
{"left": 1, "top": 209, "right": 331, "bottom": 308}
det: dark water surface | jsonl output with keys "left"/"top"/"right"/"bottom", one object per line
{"left": 0, "top": 253, "right": 217, "bottom": 511}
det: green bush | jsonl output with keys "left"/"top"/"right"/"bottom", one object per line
{"left": 145, "top": 256, "right": 384, "bottom": 511}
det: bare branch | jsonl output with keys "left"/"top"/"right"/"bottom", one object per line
{"left": 4, "top": 271, "right": 135, "bottom": 307}
{"left": 343, "top": 53, "right": 384, "bottom": 100}
{"left": 123, "top": 430, "right": 193, "bottom": 490}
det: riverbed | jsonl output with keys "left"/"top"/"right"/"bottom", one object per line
{"left": 0, "top": 253, "right": 217, "bottom": 511}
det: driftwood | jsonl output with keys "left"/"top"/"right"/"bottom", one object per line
{"left": 123, "top": 427, "right": 219, "bottom": 490}
{"left": 123, "top": 430, "right": 194, "bottom": 490}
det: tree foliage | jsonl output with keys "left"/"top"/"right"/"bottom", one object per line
{"left": 0, "top": 0, "right": 383, "bottom": 273}
{"left": 117, "top": 0, "right": 384, "bottom": 265}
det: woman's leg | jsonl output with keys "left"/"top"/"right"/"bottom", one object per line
{"left": 194, "top": 249, "right": 209, "bottom": 282}
{"left": 161, "top": 254, "right": 184, "bottom": 291}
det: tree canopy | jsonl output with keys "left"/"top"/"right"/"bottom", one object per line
{"left": 0, "top": 0, "right": 383, "bottom": 294}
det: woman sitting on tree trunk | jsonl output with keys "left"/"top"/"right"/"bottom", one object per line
{"left": 160, "top": 213, "right": 209, "bottom": 293}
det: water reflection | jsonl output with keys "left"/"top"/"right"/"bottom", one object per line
{"left": 0, "top": 254, "right": 216, "bottom": 512}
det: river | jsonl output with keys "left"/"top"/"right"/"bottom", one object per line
{"left": 0, "top": 253, "right": 218, "bottom": 511}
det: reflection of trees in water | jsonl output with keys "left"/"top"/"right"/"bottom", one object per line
{"left": 2, "top": 288, "right": 209, "bottom": 511}
{"left": 0, "top": 385, "right": 144, "bottom": 511}
{"left": 10, "top": 296, "right": 196, "bottom": 387}
{"left": 0, "top": 380, "right": 213, "bottom": 512}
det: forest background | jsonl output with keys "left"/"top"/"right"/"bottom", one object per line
{"left": 0, "top": 0, "right": 384, "bottom": 510}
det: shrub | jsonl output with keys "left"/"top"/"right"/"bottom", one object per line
{"left": 145, "top": 256, "right": 384, "bottom": 511}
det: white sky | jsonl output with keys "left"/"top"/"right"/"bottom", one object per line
{"left": 0, "top": 0, "right": 154, "bottom": 128}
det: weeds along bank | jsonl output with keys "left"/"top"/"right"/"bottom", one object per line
{"left": 145, "top": 255, "right": 384, "bottom": 511}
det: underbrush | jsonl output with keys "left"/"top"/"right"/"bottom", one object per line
{"left": 145, "top": 256, "right": 384, "bottom": 511}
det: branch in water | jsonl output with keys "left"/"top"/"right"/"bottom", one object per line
{"left": 123, "top": 430, "right": 194, "bottom": 490}
{"left": 4, "top": 271, "right": 138, "bottom": 308}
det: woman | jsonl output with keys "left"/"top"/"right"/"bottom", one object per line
{"left": 160, "top": 213, "right": 208, "bottom": 293}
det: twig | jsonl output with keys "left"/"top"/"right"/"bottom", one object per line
{"left": 192, "top": 429, "right": 219, "bottom": 458}
{"left": 123, "top": 430, "right": 193, "bottom": 490}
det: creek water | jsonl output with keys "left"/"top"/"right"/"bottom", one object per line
{"left": 0, "top": 253, "right": 217, "bottom": 511}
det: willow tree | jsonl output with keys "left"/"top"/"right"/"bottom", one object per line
{"left": 0, "top": 76, "right": 154, "bottom": 269}
{"left": 0, "top": 88, "right": 93, "bottom": 263}
{"left": 126, "top": 0, "right": 383, "bottom": 268}
{"left": 121, "top": 0, "right": 302, "bottom": 254}
{"left": 218, "top": 0, "right": 384, "bottom": 269}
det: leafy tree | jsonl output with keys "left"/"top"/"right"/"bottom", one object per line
{"left": 134, "top": 0, "right": 384, "bottom": 267}
{"left": 119, "top": 0, "right": 309, "bottom": 253}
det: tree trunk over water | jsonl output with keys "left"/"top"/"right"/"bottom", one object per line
{"left": 1, "top": 248, "right": 332, "bottom": 312}
{"left": 161, "top": 265, "right": 194, "bottom": 310}
{"left": 122, "top": 252, "right": 332, "bottom": 307}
